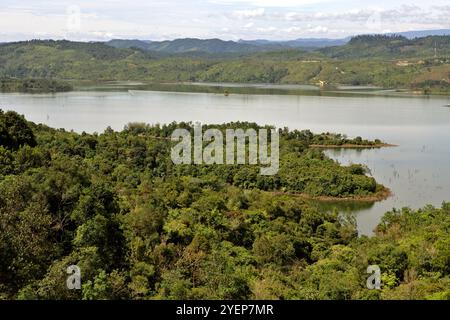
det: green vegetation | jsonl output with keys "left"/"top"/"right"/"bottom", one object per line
{"left": 0, "top": 110, "right": 36, "bottom": 149}
{"left": 310, "top": 133, "right": 387, "bottom": 147}
{"left": 0, "top": 78, "right": 73, "bottom": 93}
{"left": 0, "top": 110, "right": 448, "bottom": 300}
{"left": 320, "top": 35, "right": 450, "bottom": 59}
{"left": 0, "top": 35, "right": 449, "bottom": 94}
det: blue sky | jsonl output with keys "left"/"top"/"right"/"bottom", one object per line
{"left": 0, "top": 0, "right": 449, "bottom": 41}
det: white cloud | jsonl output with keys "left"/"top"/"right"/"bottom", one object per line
{"left": 308, "top": 25, "right": 328, "bottom": 33}
{"left": 0, "top": 8, "right": 147, "bottom": 41}
{"left": 0, "top": 1, "right": 449, "bottom": 41}
{"left": 232, "top": 8, "right": 265, "bottom": 19}
{"left": 213, "top": 0, "right": 330, "bottom": 7}
{"left": 256, "top": 26, "right": 277, "bottom": 32}
{"left": 284, "top": 26, "right": 302, "bottom": 33}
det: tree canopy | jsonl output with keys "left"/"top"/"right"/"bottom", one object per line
{"left": 0, "top": 113, "right": 448, "bottom": 300}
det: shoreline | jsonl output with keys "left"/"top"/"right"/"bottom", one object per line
{"left": 2, "top": 82, "right": 449, "bottom": 98}
{"left": 310, "top": 143, "right": 397, "bottom": 149}
{"left": 272, "top": 186, "right": 392, "bottom": 203}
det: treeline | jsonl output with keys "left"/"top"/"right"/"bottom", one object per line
{"left": 349, "top": 34, "right": 408, "bottom": 44}
{"left": 0, "top": 78, "right": 73, "bottom": 93}
{"left": 0, "top": 110, "right": 448, "bottom": 300}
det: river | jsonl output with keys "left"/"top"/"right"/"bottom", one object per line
{"left": 1, "top": 88, "right": 449, "bottom": 234}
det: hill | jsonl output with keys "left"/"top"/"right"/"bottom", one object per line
{"left": 104, "top": 29, "right": 450, "bottom": 53}
{"left": 105, "top": 37, "right": 350, "bottom": 52}
{"left": 106, "top": 38, "right": 276, "bottom": 55}
{"left": 106, "top": 39, "right": 153, "bottom": 50}
{"left": 239, "top": 37, "right": 350, "bottom": 49}
{"left": 320, "top": 35, "right": 450, "bottom": 59}
{"left": 394, "top": 29, "right": 450, "bottom": 39}
{"left": 0, "top": 36, "right": 448, "bottom": 92}
{"left": 0, "top": 40, "right": 200, "bottom": 80}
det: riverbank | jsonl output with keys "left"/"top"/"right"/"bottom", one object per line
{"left": 310, "top": 143, "right": 397, "bottom": 149}
{"left": 272, "top": 185, "right": 392, "bottom": 203}
{"left": 0, "top": 78, "right": 73, "bottom": 93}
{"left": 75, "top": 81, "right": 450, "bottom": 97}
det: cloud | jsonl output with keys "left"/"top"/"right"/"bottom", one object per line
{"left": 271, "top": 5, "right": 450, "bottom": 28}
{"left": 0, "top": 1, "right": 449, "bottom": 41}
{"left": 213, "top": 0, "right": 330, "bottom": 7}
{"left": 309, "top": 25, "right": 328, "bottom": 33}
{"left": 0, "top": 7, "right": 147, "bottom": 41}
{"left": 256, "top": 26, "right": 277, "bottom": 33}
{"left": 232, "top": 8, "right": 265, "bottom": 19}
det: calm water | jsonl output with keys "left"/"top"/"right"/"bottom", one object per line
{"left": 1, "top": 90, "right": 449, "bottom": 234}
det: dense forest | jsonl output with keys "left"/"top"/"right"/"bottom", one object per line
{"left": 0, "top": 35, "right": 449, "bottom": 93}
{"left": 0, "top": 110, "right": 448, "bottom": 300}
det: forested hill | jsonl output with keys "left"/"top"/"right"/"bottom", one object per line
{"left": 0, "top": 36, "right": 449, "bottom": 92}
{"left": 105, "top": 38, "right": 340, "bottom": 52}
{"left": 0, "top": 110, "right": 449, "bottom": 300}
{"left": 320, "top": 35, "right": 450, "bottom": 59}
{"left": 106, "top": 38, "right": 280, "bottom": 54}
{"left": 106, "top": 39, "right": 153, "bottom": 51}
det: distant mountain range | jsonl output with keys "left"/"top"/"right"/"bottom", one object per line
{"left": 237, "top": 38, "right": 350, "bottom": 49}
{"left": 105, "top": 29, "right": 450, "bottom": 54}
{"left": 392, "top": 29, "right": 450, "bottom": 39}
{"left": 106, "top": 39, "right": 152, "bottom": 51}
{"left": 106, "top": 38, "right": 272, "bottom": 54}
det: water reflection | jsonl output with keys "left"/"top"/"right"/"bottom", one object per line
{"left": 307, "top": 199, "right": 376, "bottom": 213}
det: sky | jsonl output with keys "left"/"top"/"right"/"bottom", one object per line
{"left": 0, "top": 0, "right": 449, "bottom": 42}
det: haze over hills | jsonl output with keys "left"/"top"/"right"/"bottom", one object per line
{"left": 393, "top": 29, "right": 450, "bottom": 39}
{"left": 104, "top": 29, "right": 450, "bottom": 53}
{"left": 238, "top": 38, "right": 350, "bottom": 49}
{"left": 106, "top": 38, "right": 275, "bottom": 54}
{"left": 105, "top": 37, "right": 346, "bottom": 53}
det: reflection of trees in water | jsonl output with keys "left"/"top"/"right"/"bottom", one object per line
{"left": 306, "top": 199, "right": 376, "bottom": 214}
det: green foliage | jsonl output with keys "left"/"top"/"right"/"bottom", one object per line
{"left": 200, "top": 59, "right": 289, "bottom": 83}
{"left": 0, "top": 110, "right": 36, "bottom": 150}
{"left": 0, "top": 115, "right": 448, "bottom": 300}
